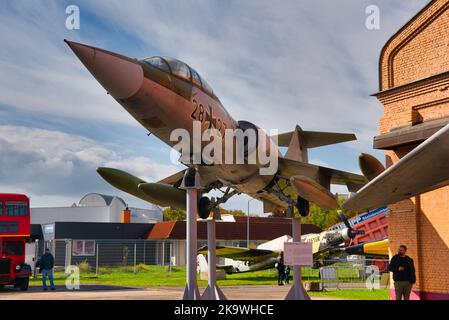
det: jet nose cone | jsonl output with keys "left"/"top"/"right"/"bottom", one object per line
{"left": 65, "top": 39, "right": 143, "bottom": 99}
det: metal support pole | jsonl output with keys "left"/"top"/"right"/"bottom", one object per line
{"left": 169, "top": 242, "right": 172, "bottom": 272}
{"left": 95, "top": 243, "right": 99, "bottom": 276}
{"left": 285, "top": 217, "right": 311, "bottom": 300}
{"left": 201, "top": 219, "right": 227, "bottom": 300}
{"left": 134, "top": 243, "right": 137, "bottom": 273}
{"left": 33, "top": 239, "right": 39, "bottom": 278}
{"left": 246, "top": 200, "right": 250, "bottom": 247}
{"left": 143, "top": 241, "right": 146, "bottom": 265}
{"left": 65, "top": 239, "right": 72, "bottom": 270}
{"left": 162, "top": 241, "right": 165, "bottom": 266}
{"left": 182, "top": 187, "right": 200, "bottom": 300}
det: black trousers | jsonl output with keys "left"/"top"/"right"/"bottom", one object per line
{"left": 278, "top": 271, "right": 284, "bottom": 284}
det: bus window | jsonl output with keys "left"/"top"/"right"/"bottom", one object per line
{"left": 0, "top": 201, "right": 2, "bottom": 215}
{"left": 191, "top": 68, "right": 202, "bottom": 87}
{"left": 143, "top": 56, "right": 170, "bottom": 73}
{"left": 5, "top": 202, "right": 28, "bottom": 217}
{"left": 163, "top": 57, "right": 191, "bottom": 80}
{"left": 2, "top": 241, "right": 24, "bottom": 256}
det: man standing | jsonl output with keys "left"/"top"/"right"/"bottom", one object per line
{"left": 275, "top": 252, "right": 285, "bottom": 286}
{"left": 389, "top": 245, "right": 416, "bottom": 300}
{"left": 39, "top": 248, "right": 55, "bottom": 291}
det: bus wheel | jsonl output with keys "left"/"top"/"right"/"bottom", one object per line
{"left": 18, "top": 278, "right": 29, "bottom": 291}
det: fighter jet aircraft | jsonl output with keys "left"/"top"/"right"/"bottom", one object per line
{"left": 198, "top": 212, "right": 388, "bottom": 272}
{"left": 65, "top": 40, "right": 367, "bottom": 217}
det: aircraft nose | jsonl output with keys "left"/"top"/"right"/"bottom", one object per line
{"left": 65, "top": 39, "right": 144, "bottom": 99}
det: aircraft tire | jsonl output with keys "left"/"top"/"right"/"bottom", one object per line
{"left": 198, "top": 196, "right": 211, "bottom": 219}
{"left": 296, "top": 196, "right": 310, "bottom": 217}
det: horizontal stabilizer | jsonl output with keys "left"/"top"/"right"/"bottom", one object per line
{"left": 274, "top": 130, "right": 356, "bottom": 148}
{"left": 278, "top": 157, "right": 367, "bottom": 193}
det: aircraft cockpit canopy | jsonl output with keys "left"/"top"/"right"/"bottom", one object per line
{"left": 143, "top": 56, "right": 215, "bottom": 97}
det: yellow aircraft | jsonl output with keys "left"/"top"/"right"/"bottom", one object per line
{"left": 198, "top": 213, "right": 389, "bottom": 272}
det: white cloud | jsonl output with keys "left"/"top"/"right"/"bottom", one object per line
{"left": 0, "top": 125, "right": 179, "bottom": 207}
{"left": 0, "top": 1, "right": 137, "bottom": 125}
{"left": 0, "top": 0, "right": 429, "bottom": 213}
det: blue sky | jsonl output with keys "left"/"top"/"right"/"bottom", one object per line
{"left": 0, "top": 0, "right": 429, "bottom": 213}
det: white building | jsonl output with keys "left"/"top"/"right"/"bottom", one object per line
{"left": 31, "top": 193, "right": 162, "bottom": 225}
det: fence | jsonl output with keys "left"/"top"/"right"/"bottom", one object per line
{"left": 30, "top": 239, "right": 390, "bottom": 290}
{"left": 302, "top": 258, "right": 390, "bottom": 290}
{"left": 31, "top": 239, "right": 190, "bottom": 275}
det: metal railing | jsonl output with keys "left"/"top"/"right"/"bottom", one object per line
{"left": 30, "top": 239, "right": 390, "bottom": 291}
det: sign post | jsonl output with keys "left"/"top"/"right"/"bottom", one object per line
{"left": 284, "top": 217, "right": 312, "bottom": 300}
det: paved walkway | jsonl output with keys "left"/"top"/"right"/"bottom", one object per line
{"left": 0, "top": 284, "right": 338, "bottom": 300}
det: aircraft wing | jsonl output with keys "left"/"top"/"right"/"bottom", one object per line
{"left": 343, "top": 123, "right": 449, "bottom": 212}
{"left": 198, "top": 245, "right": 278, "bottom": 262}
{"left": 157, "top": 169, "right": 186, "bottom": 186}
{"left": 157, "top": 166, "right": 222, "bottom": 190}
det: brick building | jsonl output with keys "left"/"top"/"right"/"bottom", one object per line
{"left": 373, "top": 0, "right": 449, "bottom": 300}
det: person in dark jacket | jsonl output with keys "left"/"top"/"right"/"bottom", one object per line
{"left": 389, "top": 245, "right": 416, "bottom": 300}
{"left": 284, "top": 266, "right": 291, "bottom": 285}
{"left": 275, "top": 252, "right": 285, "bottom": 286}
{"left": 39, "top": 248, "right": 55, "bottom": 291}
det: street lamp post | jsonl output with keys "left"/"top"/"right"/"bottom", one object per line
{"left": 247, "top": 198, "right": 255, "bottom": 248}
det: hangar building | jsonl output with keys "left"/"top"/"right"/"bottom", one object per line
{"left": 373, "top": 0, "right": 449, "bottom": 299}
{"left": 31, "top": 193, "right": 163, "bottom": 225}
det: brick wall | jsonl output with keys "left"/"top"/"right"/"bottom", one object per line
{"left": 376, "top": 0, "right": 449, "bottom": 299}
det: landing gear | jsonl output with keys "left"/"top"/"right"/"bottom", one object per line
{"left": 296, "top": 196, "right": 310, "bottom": 217}
{"left": 198, "top": 196, "right": 212, "bottom": 219}
{"left": 198, "top": 187, "right": 240, "bottom": 220}
{"left": 270, "top": 181, "right": 309, "bottom": 217}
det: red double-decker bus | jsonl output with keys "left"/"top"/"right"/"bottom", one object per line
{"left": 0, "top": 193, "right": 32, "bottom": 290}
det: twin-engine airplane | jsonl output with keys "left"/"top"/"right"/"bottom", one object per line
{"left": 65, "top": 39, "right": 367, "bottom": 217}
{"left": 198, "top": 212, "right": 388, "bottom": 273}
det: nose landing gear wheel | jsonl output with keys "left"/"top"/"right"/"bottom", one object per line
{"left": 198, "top": 196, "right": 212, "bottom": 219}
{"left": 296, "top": 196, "right": 310, "bottom": 217}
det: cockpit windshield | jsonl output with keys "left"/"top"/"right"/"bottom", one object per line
{"left": 142, "top": 56, "right": 215, "bottom": 98}
{"left": 143, "top": 57, "right": 170, "bottom": 73}
{"left": 162, "top": 57, "right": 191, "bottom": 80}
{"left": 201, "top": 78, "right": 214, "bottom": 96}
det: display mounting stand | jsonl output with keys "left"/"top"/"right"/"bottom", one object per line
{"left": 181, "top": 167, "right": 201, "bottom": 300}
{"left": 201, "top": 209, "right": 227, "bottom": 300}
{"left": 285, "top": 206, "right": 311, "bottom": 300}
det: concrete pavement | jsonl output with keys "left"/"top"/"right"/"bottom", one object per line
{"left": 0, "top": 284, "right": 339, "bottom": 300}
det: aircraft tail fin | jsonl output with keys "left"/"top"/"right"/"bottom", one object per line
{"left": 272, "top": 125, "right": 356, "bottom": 163}
{"left": 274, "top": 126, "right": 356, "bottom": 149}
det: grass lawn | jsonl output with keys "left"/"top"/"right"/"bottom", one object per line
{"left": 309, "top": 289, "right": 388, "bottom": 300}
{"left": 29, "top": 265, "right": 388, "bottom": 300}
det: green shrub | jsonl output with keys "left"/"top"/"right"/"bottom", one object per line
{"left": 77, "top": 260, "right": 91, "bottom": 273}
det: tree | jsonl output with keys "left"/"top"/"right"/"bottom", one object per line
{"left": 218, "top": 206, "right": 246, "bottom": 217}
{"left": 163, "top": 207, "right": 186, "bottom": 221}
{"left": 299, "top": 197, "right": 359, "bottom": 230}
{"left": 162, "top": 206, "right": 248, "bottom": 221}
